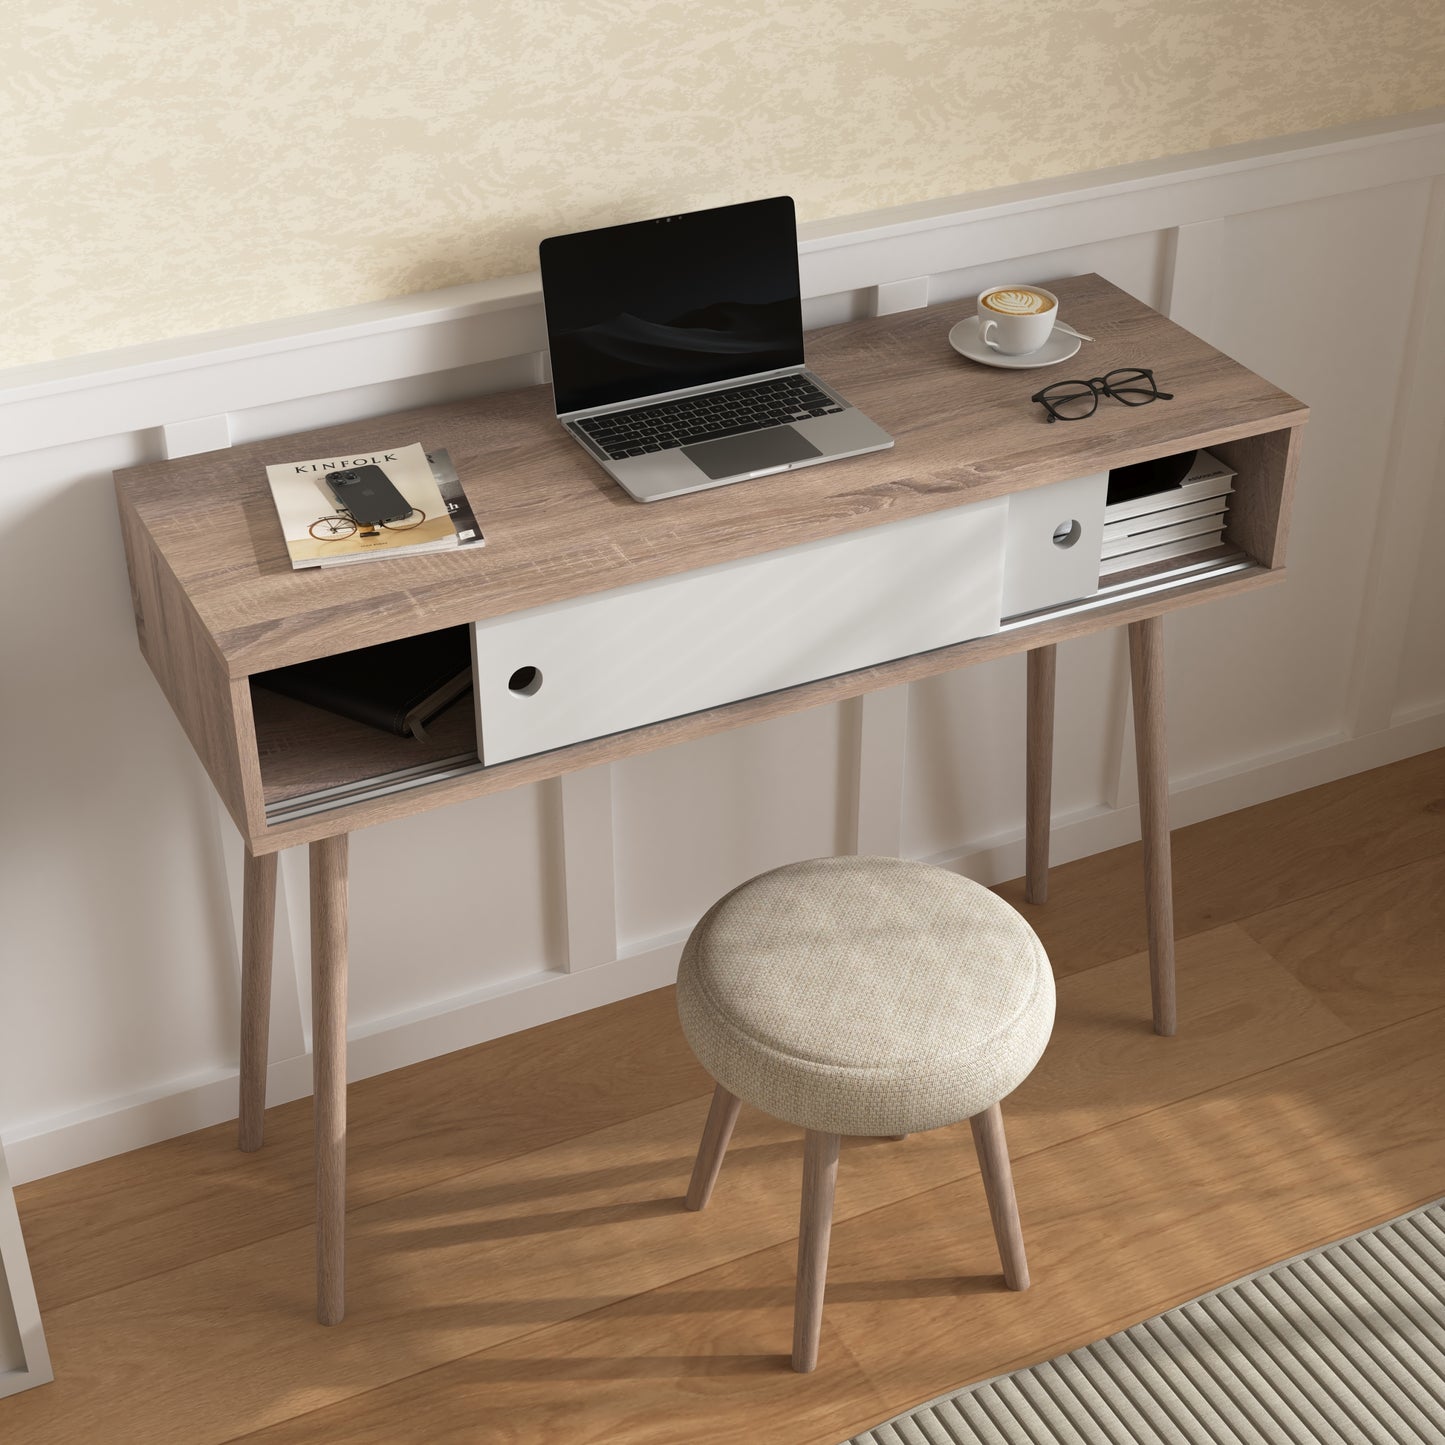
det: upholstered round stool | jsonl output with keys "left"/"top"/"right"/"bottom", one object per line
{"left": 676, "top": 854, "right": 1055, "bottom": 1372}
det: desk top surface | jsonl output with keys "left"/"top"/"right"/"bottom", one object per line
{"left": 115, "top": 274, "right": 1306, "bottom": 676}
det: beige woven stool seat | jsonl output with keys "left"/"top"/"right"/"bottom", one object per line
{"left": 675, "top": 855, "right": 1055, "bottom": 1372}
{"left": 677, "top": 855, "right": 1054, "bottom": 1139}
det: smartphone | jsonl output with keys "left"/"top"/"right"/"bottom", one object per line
{"left": 325, "top": 465, "right": 414, "bottom": 526}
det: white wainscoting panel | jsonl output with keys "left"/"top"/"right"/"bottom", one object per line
{"left": 2, "top": 111, "right": 1444, "bottom": 1184}
{"left": 559, "top": 768, "right": 620, "bottom": 974}
{"left": 343, "top": 787, "right": 562, "bottom": 1036}
{"left": 1374, "top": 175, "right": 1445, "bottom": 726}
{"left": 1164, "top": 179, "right": 1431, "bottom": 780}
{"left": 928, "top": 226, "right": 1171, "bottom": 319}
{"left": 612, "top": 707, "right": 851, "bottom": 951}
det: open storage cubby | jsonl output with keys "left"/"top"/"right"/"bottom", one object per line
{"left": 112, "top": 275, "right": 1308, "bottom": 854}
{"left": 108, "top": 274, "right": 1312, "bottom": 1333}
{"left": 1091, "top": 426, "right": 1297, "bottom": 590}
{"left": 250, "top": 625, "right": 481, "bottom": 823}
{"left": 246, "top": 424, "right": 1298, "bottom": 831}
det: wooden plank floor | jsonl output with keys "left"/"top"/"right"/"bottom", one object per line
{"left": 6, "top": 748, "right": 1443, "bottom": 1445}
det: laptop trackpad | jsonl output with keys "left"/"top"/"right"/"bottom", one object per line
{"left": 682, "top": 426, "right": 821, "bottom": 480}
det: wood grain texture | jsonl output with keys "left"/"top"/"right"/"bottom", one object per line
{"left": 0, "top": 930, "right": 1362, "bottom": 1442}
{"left": 1128, "top": 615, "right": 1177, "bottom": 1036}
{"left": 250, "top": 678, "right": 478, "bottom": 805}
{"left": 1025, "top": 644, "right": 1056, "bottom": 905}
{"left": 112, "top": 275, "right": 1306, "bottom": 679}
{"left": 996, "top": 746, "right": 1445, "bottom": 979}
{"left": 238, "top": 849, "right": 278, "bottom": 1153}
{"left": 309, "top": 835, "right": 348, "bottom": 1326}
{"left": 8, "top": 739, "right": 1441, "bottom": 1444}
{"left": 820, "top": 1008, "right": 1445, "bottom": 1435}
{"left": 969, "top": 1102, "right": 1028, "bottom": 1292}
{"left": 793, "top": 1130, "right": 841, "bottom": 1374}
{"left": 113, "top": 493, "right": 266, "bottom": 836}
{"left": 249, "top": 565, "right": 1285, "bottom": 853}
{"left": 1212, "top": 424, "right": 1303, "bottom": 568}
{"left": 1005, "top": 924, "right": 1357, "bottom": 1158}
{"left": 13, "top": 988, "right": 712, "bottom": 1315}
{"left": 112, "top": 273, "right": 1307, "bottom": 869}
{"left": 1237, "top": 853, "right": 1445, "bottom": 1033}
{"left": 203, "top": 1005, "right": 1440, "bottom": 1445}
{"left": 685, "top": 1084, "right": 743, "bottom": 1213}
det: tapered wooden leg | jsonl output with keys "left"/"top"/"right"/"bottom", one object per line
{"left": 970, "top": 1102, "right": 1029, "bottom": 1291}
{"left": 685, "top": 1084, "right": 742, "bottom": 1211}
{"left": 1026, "top": 644, "right": 1057, "bottom": 905}
{"left": 792, "top": 1130, "right": 841, "bottom": 1373}
{"left": 1128, "top": 616, "right": 1178, "bottom": 1036}
{"left": 311, "top": 834, "right": 349, "bottom": 1326}
{"left": 238, "top": 849, "right": 278, "bottom": 1153}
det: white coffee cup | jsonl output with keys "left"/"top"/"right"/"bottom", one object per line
{"left": 976, "top": 285, "right": 1059, "bottom": 355}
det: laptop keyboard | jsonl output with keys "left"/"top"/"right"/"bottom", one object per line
{"left": 575, "top": 375, "right": 844, "bottom": 460}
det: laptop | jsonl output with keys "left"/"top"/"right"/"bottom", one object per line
{"left": 538, "top": 196, "right": 894, "bottom": 503}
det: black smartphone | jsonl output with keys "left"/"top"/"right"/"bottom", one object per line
{"left": 325, "top": 465, "right": 414, "bottom": 526}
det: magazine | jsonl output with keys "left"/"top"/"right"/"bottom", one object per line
{"left": 427, "top": 448, "right": 484, "bottom": 549}
{"left": 314, "top": 447, "right": 485, "bottom": 568}
{"left": 264, "top": 442, "right": 460, "bottom": 569}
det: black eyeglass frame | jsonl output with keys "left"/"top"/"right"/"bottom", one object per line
{"left": 1030, "top": 368, "right": 1174, "bottom": 423}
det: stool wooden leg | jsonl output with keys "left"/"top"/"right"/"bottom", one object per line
{"left": 238, "top": 848, "right": 277, "bottom": 1153}
{"left": 1025, "top": 643, "right": 1057, "bottom": 905}
{"left": 685, "top": 1084, "right": 742, "bottom": 1211}
{"left": 970, "top": 1102, "right": 1029, "bottom": 1291}
{"left": 792, "top": 1129, "right": 841, "bottom": 1373}
{"left": 1128, "top": 616, "right": 1178, "bottom": 1036}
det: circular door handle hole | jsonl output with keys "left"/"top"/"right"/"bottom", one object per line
{"left": 1052, "top": 519, "right": 1082, "bottom": 549}
{"left": 508, "top": 665, "right": 543, "bottom": 695}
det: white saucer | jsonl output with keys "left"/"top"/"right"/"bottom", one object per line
{"left": 948, "top": 315, "right": 1082, "bottom": 370}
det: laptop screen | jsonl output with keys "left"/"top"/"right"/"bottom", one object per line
{"left": 539, "top": 196, "right": 805, "bottom": 416}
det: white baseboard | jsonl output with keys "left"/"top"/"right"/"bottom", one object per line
{"left": 7, "top": 713, "right": 1439, "bottom": 1187}
{"left": 937, "top": 709, "right": 1445, "bottom": 884}
{"left": 3, "top": 110, "right": 1444, "bottom": 1190}
{"left": 2, "top": 946, "right": 683, "bottom": 1187}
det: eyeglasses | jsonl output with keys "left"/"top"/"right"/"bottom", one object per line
{"left": 1031, "top": 368, "right": 1174, "bottom": 423}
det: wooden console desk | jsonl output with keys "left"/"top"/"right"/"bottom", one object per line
{"left": 113, "top": 274, "right": 1307, "bottom": 1325}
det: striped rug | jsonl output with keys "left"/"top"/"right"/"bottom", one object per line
{"left": 845, "top": 1199, "right": 1445, "bottom": 1444}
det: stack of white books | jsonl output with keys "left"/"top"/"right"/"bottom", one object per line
{"left": 1100, "top": 449, "right": 1236, "bottom": 578}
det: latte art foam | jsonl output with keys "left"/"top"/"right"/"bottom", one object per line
{"left": 980, "top": 287, "right": 1053, "bottom": 316}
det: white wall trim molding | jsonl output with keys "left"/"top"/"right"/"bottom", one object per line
{"left": 0, "top": 1140, "right": 52, "bottom": 1397}
{"left": 9, "top": 702, "right": 1440, "bottom": 1188}
{"left": 2, "top": 109, "right": 1442, "bottom": 460}
{"left": 4, "top": 108, "right": 1444, "bottom": 1189}
{"left": 1345, "top": 173, "right": 1445, "bottom": 736}
{"left": 558, "top": 768, "right": 620, "bottom": 973}
{"left": 0, "top": 944, "right": 684, "bottom": 1188}
{"left": 1160, "top": 219, "right": 1225, "bottom": 340}
{"left": 933, "top": 706, "right": 1445, "bottom": 889}
{"left": 851, "top": 687, "right": 911, "bottom": 857}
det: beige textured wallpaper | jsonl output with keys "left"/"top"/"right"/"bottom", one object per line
{"left": 4, "top": 0, "right": 1443, "bottom": 370}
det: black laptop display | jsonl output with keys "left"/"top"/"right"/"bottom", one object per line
{"left": 539, "top": 196, "right": 893, "bottom": 502}
{"left": 541, "top": 196, "right": 804, "bottom": 415}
